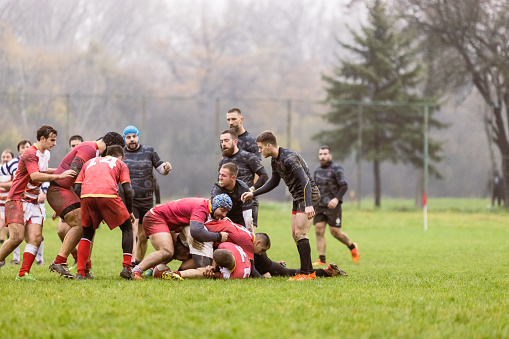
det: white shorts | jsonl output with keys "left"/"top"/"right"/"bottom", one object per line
{"left": 23, "top": 202, "right": 45, "bottom": 225}
{"left": 178, "top": 225, "right": 213, "bottom": 259}
{"left": 0, "top": 205, "right": 4, "bottom": 220}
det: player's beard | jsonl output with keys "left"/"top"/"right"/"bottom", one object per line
{"left": 127, "top": 141, "right": 139, "bottom": 151}
{"left": 320, "top": 159, "right": 331, "bottom": 168}
{"left": 222, "top": 144, "right": 234, "bottom": 157}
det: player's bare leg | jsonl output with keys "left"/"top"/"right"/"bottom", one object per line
{"left": 57, "top": 219, "right": 78, "bottom": 267}
{"left": 330, "top": 227, "right": 359, "bottom": 263}
{"left": 17, "top": 223, "right": 43, "bottom": 279}
{"left": 314, "top": 221, "right": 327, "bottom": 265}
{"left": 132, "top": 232, "right": 174, "bottom": 279}
{"left": 131, "top": 218, "right": 139, "bottom": 262}
{"left": 290, "top": 212, "right": 314, "bottom": 277}
{"left": 0, "top": 223, "right": 24, "bottom": 265}
{"left": 134, "top": 222, "right": 148, "bottom": 262}
{"left": 50, "top": 209, "right": 82, "bottom": 279}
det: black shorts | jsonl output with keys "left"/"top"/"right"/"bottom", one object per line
{"left": 313, "top": 204, "right": 342, "bottom": 228}
{"left": 292, "top": 186, "right": 320, "bottom": 212}
{"left": 252, "top": 200, "right": 259, "bottom": 226}
{"left": 133, "top": 199, "right": 154, "bottom": 224}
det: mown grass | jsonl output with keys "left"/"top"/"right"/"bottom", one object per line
{"left": 0, "top": 199, "right": 507, "bottom": 338}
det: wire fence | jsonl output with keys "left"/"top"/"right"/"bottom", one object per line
{"left": 0, "top": 92, "right": 495, "bottom": 205}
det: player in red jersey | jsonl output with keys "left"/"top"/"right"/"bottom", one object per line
{"left": 74, "top": 145, "right": 135, "bottom": 280}
{"left": 0, "top": 125, "right": 75, "bottom": 280}
{"left": 210, "top": 242, "right": 251, "bottom": 279}
{"left": 47, "top": 132, "right": 125, "bottom": 279}
{"left": 131, "top": 194, "right": 233, "bottom": 279}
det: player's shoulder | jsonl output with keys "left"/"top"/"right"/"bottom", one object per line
{"left": 330, "top": 162, "right": 344, "bottom": 171}
{"left": 236, "top": 179, "right": 250, "bottom": 191}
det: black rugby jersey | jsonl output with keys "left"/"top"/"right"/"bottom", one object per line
{"left": 218, "top": 150, "right": 266, "bottom": 188}
{"left": 211, "top": 179, "right": 253, "bottom": 226}
{"left": 255, "top": 147, "right": 317, "bottom": 203}
{"left": 313, "top": 161, "right": 348, "bottom": 207}
{"left": 123, "top": 145, "right": 164, "bottom": 202}
{"left": 237, "top": 130, "right": 261, "bottom": 159}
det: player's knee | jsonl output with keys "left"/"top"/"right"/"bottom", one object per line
{"left": 160, "top": 246, "right": 174, "bottom": 261}
{"left": 64, "top": 209, "right": 81, "bottom": 227}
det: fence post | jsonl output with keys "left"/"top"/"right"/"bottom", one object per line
{"left": 287, "top": 99, "right": 292, "bottom": 149}
{"left": 356, "top": 102, "right": 363, "bottom": 209}
{"left": 66, "top": 93, "right": 70, "bottom": 145}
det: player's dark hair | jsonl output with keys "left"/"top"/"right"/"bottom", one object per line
{"left": 102, "top": 132, "right": 125, "bottom": 148}
{"left": 227, "top": 108, "right": 242, "bottom": 115}
{"left": 221, "top": 129, "right": 238, "bottom": 140}
{"left": 221, "top": 162, "right": 238, "bottom": 177}
{"left": 319, "top": 145, "right": 330, "bottom": 151}
{"left": 213, "top": 249, "right": 235, "bottom": 270}
{"left": 106, "top": 145, "right": 124, "bottom": 158}
{"left": 36, "top": 125, "right": 58, "bottom": 141}
{"left": 255, "top": 232, "right": 271, "bottom": 249}
{"left": 17, "top": 140, "right": 31, "bottom": 152}
{"left": 2, "top": 149, "right": 14, "bottom": 159}
{"left": 69, "top": 135, "right": 84, "bottom": 146}
{"left": 256, "top": 131, "right": 277, "bottom": 146}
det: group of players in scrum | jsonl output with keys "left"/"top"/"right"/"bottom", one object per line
{"left": 0, "top": 108, "right": 359, "bottom": 281}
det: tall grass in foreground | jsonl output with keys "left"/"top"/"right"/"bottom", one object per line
{"left": 0, "top": 199, "right": 507, "bottom": 338}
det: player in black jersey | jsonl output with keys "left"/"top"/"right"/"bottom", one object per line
{"left": 219, "top": 129, "right": 268, "bottom": 232}
{"left": 211, "top": 162, "right": 254, "bottom": 230}
{"left": 226, "top": 108, "right": 260, "bottom": 159}
{"left": 313, "top": 146, "right": 359, "bottom": 265}
{"left": 122, "top": 125, "right": 172, "bottom": 265}
{"left": 242, "top": 131, "right": 320, "bottom": 281}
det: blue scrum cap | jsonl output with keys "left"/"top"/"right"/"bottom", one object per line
{"left": 212, "top": 194, "right": 233, "bottom": 212}
{"left": 122, "top": 125, "right": 140, "bottom": 139}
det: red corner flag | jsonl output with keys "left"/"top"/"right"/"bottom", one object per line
{"left": 422, "top": 192, "right": 427, "bottom": 206}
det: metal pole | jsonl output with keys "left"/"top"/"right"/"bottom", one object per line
{"left": 357, "top": 103, "right": 363, "bottom": 209}
{"left": 141, "top": 96, "right": 147, "bottom": 137}
{"left": 66, "top": 94, "right": 70, "bottom": 147}
{"left": 216, "top": 98, "right": 220, "bottom": 156}
{"left": 423, "top": 105, "right": 429, "bottom": 231}
{"left": 287, "top": 99, "right": 292, "bottom": 148}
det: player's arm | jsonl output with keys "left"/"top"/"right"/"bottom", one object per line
{"left": 30, "top": 170, "right": 76, "bottom": 183}
{"left": 122, "top": 182, "right": 134, "bottom": 214}
{"left": 0, "top": 158, "right": 18, "bottom": 176}
{"left": 190, "top": 220, "right": 223, "bottom": 243}
{"left": 69, "top": 156, "right": 87, "bottom": 178}
{"left": 154, "top": 179, "right": 161, "bottom": 205}
{"left": 293, "top": 167, "right": 315, "bottom": 219}
{"left": 243, "top": 168, "right": 281, "bottom": 202}
{"left": 152, "top": 149, "right": 172, "bottom": 175}
{"left": 251, "top": 166, "right": 268, "bottom": 191}
{"left": 0, "top": 180, "right": 12, "bottom": 189}
{"left": 330, "top": 167, "right": 348, "bottom": 208}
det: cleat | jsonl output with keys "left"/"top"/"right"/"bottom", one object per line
{"left": 162, "top": 271, "right": 183, "bottom": 281}
{"left": 85, "top": 272, "right": 95, "bottom": 280}
{"left": 11, "top": 259, "right": 20, "bottom": 265}
{"left": 312, "top": 259, "right": 327, "bottom": 266}
{"left": 288, "top": 272, "right": 316, "bottom": 281}
{"left": 351, "top": 243, "right": 359, "bottom": 263}
{"left": 132, "top": 271, "right": 143, "bottom": 280}
{"left": 49, "top": 262, "right": 74, "bottom": 279}
{"left": 120, "top": 267, "right": 133, "bottom": 280}
{"left": 15, "top": 272, "right": 37, "bottom": 281}
{"left": 325, "top": 262, "right": 348, "bottom": 277}
{"left": 144, "top": 268, "right": 154, "bottom": 277}
{"left": 75, "top": 273, "right": 85, "bottom": 280}
{"left": 0, "top": 260, "right": 5, "bottom": 268}
{"left": 36, "top": 259, "right": 45, "bottom": 266}
{"left": 277, "top": 261, "right": 286, "bottom": 267}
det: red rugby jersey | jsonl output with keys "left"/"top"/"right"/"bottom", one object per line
{"left": 76, "top": 156, "right": 130, "bottom": 198}
{"left": 150, "top": 198, "right": 211, "bottom": 230}
{"left": 217, "top": 242, "right": 251, "bottom": 279}
{"left": 53, "top": 141, "right": 99, "bottom": 189}
{"left": 205, "top": 219, "right": 255, "bottom": 260}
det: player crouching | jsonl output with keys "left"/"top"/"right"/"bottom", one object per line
{"left": 74, "top": 145, "right": 135, "bottom": 280}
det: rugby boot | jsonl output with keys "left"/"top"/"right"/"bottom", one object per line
{"left": 75, "top": 273, "right": 85, "bottom": 280}
{"left": 324, "top": 262, "right": 348, "bottom": 277}
{"left": 162, "top": 271, "right": 183, "bottom": 281}
{"left": 11, "top": 259, "right": 20, "bottom": 265}
{"left": 120, "top": 267, "right": 134, "bottom": 280}
{"left": 289, "top": 272, "right": 317, "bottom": 281}
{"left": 49, "top": 261, "right": 74, "bottom": 279}
{"left": 277, "top": 261, "right": 287, "bottom": 267}
{"left": 85, "top": 272, "right": 95, "bottom": 279}
{"left": 351, "top": 243, "right": 359, "bottom": 263}
{"left": 132, "top": 271, "right": 143, "bottom": 280}
{"left": 15, "top": 272, "right": 37, "bottom": 281}
{"left": 312, "top": 259, "right": 327, "bottom": 266}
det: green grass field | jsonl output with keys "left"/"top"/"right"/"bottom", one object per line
{"left": 0, "top": 199, "right": 507, "bottom": 338}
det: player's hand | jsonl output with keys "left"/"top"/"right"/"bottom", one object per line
{"left": 129, "top": 213, "right": 135, "bottom": 224}
{"left": 305, "top": 206, "right": 315, "bottom": 220}
{"left": 249, "top": 186, "right": 255, "bottom": 192}
{"left": 328, "top": 198, "right": 339, "bottom": 209}
{"left": 58, "top": 169, "right": 76, "bottom": 180}
{"left": 220, "top": 232, "right": 228, "bottom": 242}
{"left": 241, "top": 192, "right": 254, "bottom": 202}
{"left": 223, "top": 216, "right": 232, "bottom": 223}
{"left": 203, "top": 265, "right": 215, "bottom": 279}
{"left": 51, "top": 211, "right": 58, "bottom": 221}
{"left": 38, "top": 192, "right": 46, "bottom": 204}
{"left": 162, "top": 162, "right": 172, "bottom": 173}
